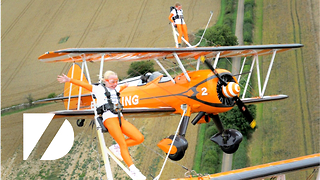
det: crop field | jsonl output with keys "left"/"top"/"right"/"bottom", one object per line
{"left": 248, "top": 0, "right": 319, "bottom": 179}
{"left": 1, "top": 0, "right": 219, "bottom": 108}
{"left": 1, "top": 103, "right": 200, "bottom": 179}
{"left": 1, "top": 0, "right": 319, "bottom": 179}
{"left": 1, "top": 0, "right": 220, "bottom": 179}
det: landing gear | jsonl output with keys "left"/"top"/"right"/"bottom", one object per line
{"left": 192, "top": 113, "right": 243, "bottom": 154}
{"left": 166, "top": 115, "right": 190, "bottom": 161}
{"left": 209, "top": 114, "right": 243, "bottom": 154}
{"left": 167, "top": 135, "right": 188, "bottom": 161}
{"left": 157, "top": 134, "right": 188, "bottom": 161}
{"left": 157, "top": 134, "right": 189, "bottom": 161}
{"left": 220, "top": 144, "right": 240, "bottom": 154}
{"left": 158, "top": 105, "right": 190, "bottom": 161}
{"left": 210, "top": 129, "right": 242, "bottom": 154}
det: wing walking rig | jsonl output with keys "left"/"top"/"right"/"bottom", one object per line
{"left": 38, "top": 43, "right": 303, "bottom": 179}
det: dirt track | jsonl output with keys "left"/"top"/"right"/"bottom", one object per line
{"left": 1, "top": 0, "right": 220, "bottom": 179}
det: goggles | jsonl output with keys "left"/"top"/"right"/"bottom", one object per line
{"left": 105, "top": 78, "right": 119, "bottom": 84}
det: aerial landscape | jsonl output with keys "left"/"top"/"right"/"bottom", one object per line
{"left": 1, "top": 0, "right": 319, "bottom": 179}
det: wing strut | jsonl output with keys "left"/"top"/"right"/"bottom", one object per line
{"left": 83, "top": 55, "right": 92, "bottom": 84}
{"left": 67, "top": 62, "right": 75, "bottom": 110}
{"left": 241, "top": 50, "right": 278, "bottom": 98}
{"left": 93, "top": 100, "right": 135, "bottom": 179}
{"left": 95, "top": 119, "right": 113, "bottom": 180}
{"left": 237, "top": 57, "right": 246, "bottom": 82}
{"left": 261, "top": 49, "right": 277, "bottom": 96}
{"left": 255, "top": 54, "right": 262, "bottom": 97}
{"left": 77, "top": 61, "right": 85, "bottom": 110}
{"left": 173, "top": 53, "right": 191, "bottom": 82}
{"left": 99, "top": 54, "right": 105, "bottom": 83}
{"left": 242, "top": 56, "right": 256, "bottom": 99}
{"left": 213, "top": 52, "right": 221, "bottom": 69}
{"left": 196, "top": 57, "right": 201, "bottom": 70}
{"left": 171, "top": 23, "right": 192, "bottom": 47}
{"left": 171, "top": 23, "right": 179, "bottom": 48}
{"left": 76, "top": 55, "right": 93, "bottom": 110}
{"left": 154, "top": 59, "right": 175, "bottom": 83}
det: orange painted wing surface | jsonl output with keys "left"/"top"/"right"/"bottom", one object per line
{"left": 171, "top": 153, "right": 320, "bottom": 180}
{"left": 38, "top": 44, "right": 303, "bottom": 63}
{"left": 50, "top": 107, "right": 176, "bottom": 119}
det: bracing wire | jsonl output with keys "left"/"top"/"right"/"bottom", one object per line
{"left": 141, "top": 143, "right": 189, "bottom": 171}
{"left": 222, "top": 57, "right": 258, "bottom": 98}
{"left": 306, "top": 168, "right": 319, "bottom": 180}
{"left": 153, "top": 106, "right": 187, "bottom": 180}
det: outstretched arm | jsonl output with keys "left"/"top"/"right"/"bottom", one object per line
{"left": 57, "top": 74, "right": 93, "bottom": 92}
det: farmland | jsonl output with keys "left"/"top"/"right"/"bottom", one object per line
{"left": 1, "top": 0, "right": 319, "bottom": 179}
{"left": 248, "top": 0, "right": 319, "bottom": 179}
{"left": 1, "top": 0, "right": 219, "bottom": 179}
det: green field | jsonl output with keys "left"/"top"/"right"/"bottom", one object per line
{"left": 248, "top": 0, "right": 319, "bottom": 179}
{"left": 1, "top": 0, "right": 319, "bottom": 179}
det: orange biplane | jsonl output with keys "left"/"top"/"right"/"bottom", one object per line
{"left": 38, "top": 43, "right": 303, "bottom": 179}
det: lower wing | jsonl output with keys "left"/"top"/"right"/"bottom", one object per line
{"left": 51, "top": 107, "right": 176, "bottom": 119}
{"left": 241, "top": 94, "right": 288, "bottom": 104}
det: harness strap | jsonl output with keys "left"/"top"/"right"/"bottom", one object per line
{"left": 172, "top": 8, "right": 184, "bottom": 24}
{"left": 98, "top": 84, "right": 123, "bottom": 127}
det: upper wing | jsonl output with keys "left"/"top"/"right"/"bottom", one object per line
{"left": 38, "top": 44, "right": 303, "bottom": 63}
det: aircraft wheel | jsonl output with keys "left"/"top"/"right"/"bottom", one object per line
{"left": 77, "top": 119, "right": 85, "bottom": 127}
{"left": 169, "top": 149, "right": 185, "bottom": 161}
{"left": 158, "top": 135, "right": 188, "bottom": 161}
{"left": 220, "top": 144, "right": 239, "bottom": 154}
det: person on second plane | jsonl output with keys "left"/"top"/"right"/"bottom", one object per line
{"left": 169, "top": 2, "right": 189, "bottom": 47}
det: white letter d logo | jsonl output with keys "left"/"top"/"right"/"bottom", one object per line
{"left": 23, "top": 113, "right": 74, "bottom": 160}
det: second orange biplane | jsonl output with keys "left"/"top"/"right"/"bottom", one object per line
{"left": 38, "top": 43, "right": 303, "bottom": 178}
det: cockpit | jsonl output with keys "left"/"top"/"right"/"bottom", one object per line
{"left": 138, "top": 71, "right": 171, "bottom": 85}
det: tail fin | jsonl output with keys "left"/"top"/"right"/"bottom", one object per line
{"left": 63, "top": 64, "right": 92, "bottom": 110}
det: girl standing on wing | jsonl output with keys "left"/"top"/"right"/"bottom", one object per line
{"left": 169, "top": 2, "right": 189, "bottom": 47}
{"left": 57, "top": 71, "right": 146, "bottom": 180}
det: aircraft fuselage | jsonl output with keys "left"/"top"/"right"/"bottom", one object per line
{"left": 120, "top": 69, "right": 238, "bottom": 115}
